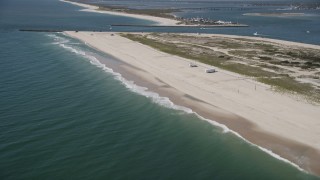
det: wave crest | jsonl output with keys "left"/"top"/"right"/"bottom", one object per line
{"left": 50, "top": 33, "right": 306, "bottom": 174}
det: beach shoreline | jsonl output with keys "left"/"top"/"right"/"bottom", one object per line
{"left": 243, "top": 13, "right": 307, "bottom": 17}
{"left": 64, "top": 31, "right": 320, "bottom": 176}
{"left": 60, "top": 0, "right": 180, "bottom": 26}
{"left": 60, "top": 0, "right": 248, "bottom": 27}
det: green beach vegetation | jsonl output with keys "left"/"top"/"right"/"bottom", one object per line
{"left": 97, "top": 6, "right": 177, "bottom": 19}
{"left": 121, "top": 33, "right": 320, "bottom": 103}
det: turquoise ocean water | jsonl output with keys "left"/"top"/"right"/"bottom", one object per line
{"left": 0, "top": 0, "right": 319, "bottom": 179}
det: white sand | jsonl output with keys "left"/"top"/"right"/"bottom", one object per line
{"left": 60, "top": 0, "right": 179, "bottom": 26}
{"left": 65, "top": 31, "right": 320, "bottom": 174}
{"left": 66, "top": 31, "right": 320, "bottom": 150}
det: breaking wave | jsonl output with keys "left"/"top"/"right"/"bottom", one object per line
{"left": 49, "top": 33, "right": 306, "bottom": 174}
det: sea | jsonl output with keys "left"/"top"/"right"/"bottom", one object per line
{"left": 0, "top": 0, "right": 319, "bottom": 179}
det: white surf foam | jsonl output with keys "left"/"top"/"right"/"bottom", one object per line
{"left": 47, "top": 34, "right": 70, "bottom": 45}
{"left": 54, "top": 34, "right": 307, "bottom": 174}
{"left": 85, "top": 52, "right": 193, "bottom": 113}
{"left": 190, "top": 113, "right": 305, "bottom": 172}
{"left": 59, "top": 44, "right": 87, "bottom": 56}
{"left": 52, "top": 35, "right": 193, "bottom": 113}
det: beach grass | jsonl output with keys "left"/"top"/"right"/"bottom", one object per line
{"left": 121, "top": 33, "right": 320, "bottom": 102}
{"left": 121, "top": 34, "right": 275, "bottom": 77}
{"left": 258, "top": 77, "right": 320, "bottom": 102}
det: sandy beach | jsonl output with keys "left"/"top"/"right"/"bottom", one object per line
{"left": 65, "top": 31, "right": 320, "bottom": 175}
{"left": 60, "top": 0, "right": 179, "bottom": 26}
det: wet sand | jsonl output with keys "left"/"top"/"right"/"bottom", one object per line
{"left": 65, "top": 31, "right": 320, "bottom": 176}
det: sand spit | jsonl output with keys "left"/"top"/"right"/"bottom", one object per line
{"left": 60, "top": 0, "right": 179, "bottom": 26}
{"left": 65, "top": 31, "right": 320, "bottom": 176}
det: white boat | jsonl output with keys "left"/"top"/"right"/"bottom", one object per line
{"left": 205, "top": 68, "right": 215, "bottom": 73}
{"left": 253, "top": 32, "right": 258, "bottom": 36}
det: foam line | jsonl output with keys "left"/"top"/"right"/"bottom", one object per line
{"left": 50, "top": 33, "right": 307, "bottom": 174}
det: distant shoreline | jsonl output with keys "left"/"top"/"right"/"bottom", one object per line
{"left": 60, "top": 0, "right": 179, "bottom": 26}
{"left": 244, "top": 12, "right": 306, "bottom": 17}
{"left": 60, "top": 0, "right": 247, "bottom": 27}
